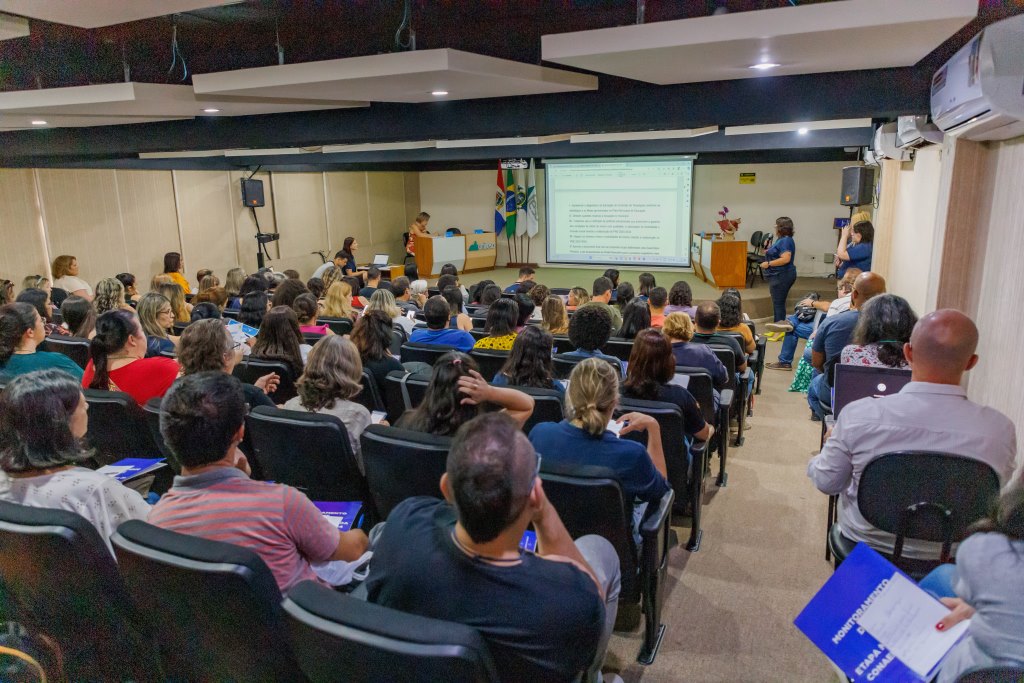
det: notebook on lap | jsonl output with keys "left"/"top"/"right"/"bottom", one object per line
{"left": 832, "top": 365, "right": 912, "bottom": 417}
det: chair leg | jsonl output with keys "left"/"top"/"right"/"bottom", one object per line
{"left": 716, "top": 408, "right": 729, "bottom": 487}
{"left": 732, "top": 390, "right": 746, "bottom": 448}
{"left": 686, "top": 445, "right": 706, "bottom": 552}
{"left": 825, "top": 495, "right": 837, "bottom": 562}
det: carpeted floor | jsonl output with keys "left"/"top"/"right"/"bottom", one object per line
{"left": 602, "top": 336, "right": 838, "bottom": 682}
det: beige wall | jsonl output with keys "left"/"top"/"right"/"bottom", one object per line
{"left": 0, "top": 169, "right": 420, "bottom": 292}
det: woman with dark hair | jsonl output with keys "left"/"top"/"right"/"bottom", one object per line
{"left": 350, "top": 309, "right": 404, "bottom": 390}
{"left": 403, "top": 262, "right": 419, "bottom": 282}
{"left": 238, "top": 274, "right": 269, "bottom": 298}
{"left": 540, "top": 295, "right": 569, "bottom": 336}
{"left": 615, "top": 299, "right": 651, "bottom": 340}
{"left": 469, "top": 279, "right": 495, "bottom": 305}
{"left": 252, "top": 305, "right": 308, "bottom": 376}
{"left": 836, "top": 219, "right": 875, "bottom": 278}
{"left": 137, "top": 292, "right": 178, "bottom": 356}
{"left": 16, "top": 288, "right": 69, "bottom": 337}
{"left": 0, "top": 303, "right": 84, "bottom": 381}
{"left": 663, "top": 312, "right": 727, "bottom": 410}
{"left": 492, "top": 325, "right": 563, "bottom": 394}
{"left": 603, "top": 268, "right": 620, "bottom": 302}
{"left": 664, "top": 281, "right": 695, "bottom": 319}
{"left": 621, "top": 329, "right": 713, "bottom": 444}
{"left": 637, "top": 273, "right": 656, "bottom": 301}
{"left": 717, "top": 293, "right": 755, "bottom": 354}
{"left": 473, "top": 298, "right": 519, "bottom": 350}
{"left": 759, "top": 216, "right": 797, "bottom": 322}
{"left": 840, "top": 294, "right": 916, "bottom": 369}
{"left": 0, "top": 369, "right": 149, "bottom": 556}
{"left": 306, "top": 277, "right": 325, "bottom": 300}
{"left": 239, "top": 291, "right": 270, "bottom": 329}
{"left": 116, "top": 273, "right": 142, "bottom": 304}
{"left": 396, "top": 352, "right": 534, "bottom": 436}
{"left": 270, "top": 278, "right": 308, "bottom": 309}
{"left": 163, "top": 252, "right": 191, "bottom": 294}
{"left": 335, "top": 237, "right": 365, "bottom": 283}
{"left": 189, "top": 302, "right": 222, "bottom": 322}
{"left": 83, "top": 310, "right": 179, "bottom": 404}
{"left": 513, "top": 293, "right": 535, "bottom": 331}
{"left": 293, "top": 293, "right": 333, "bottom": 336}
{"left": 60, "top": 296, "right": 96, "bottom": 339}
{"left": 442, "top": 285, "right": 473, "bottom": 331}
{"left": 616, "top": 282, "right": 635, "bottom": 310}
{"left": 0, "top": 279, "right": 13, "bottom": 305}
{"left": 177, "top": 319, "right": 277, "bottom": 408}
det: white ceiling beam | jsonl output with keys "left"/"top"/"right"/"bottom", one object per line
{"left": 570, "top": 126, "right": 719, "bottom": 143}
{"left": 724, "top": 119, "right": 873, "bottom": 136}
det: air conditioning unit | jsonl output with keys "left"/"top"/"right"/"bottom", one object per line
{"left": 873, "top": 122, "right": 912, "bottom": 162}
{"left": 931, "top": 14, "right": 1024, "bottom": 141}
{"left": 896, "top": 115, "right": 944, "bottom": 149}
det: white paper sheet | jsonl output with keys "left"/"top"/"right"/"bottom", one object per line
{"left": 606, "top": 419, "right": 623, "bottom": 437}
{"left": 667, "top": 373, "right": 690, "bottom": 388}
{"left": 856, "top": 572, "right": 971, "bottom": 679}
{"left": 370, "top": 410, "right": 387, "bottom": 425}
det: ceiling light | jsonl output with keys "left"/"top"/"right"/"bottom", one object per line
{"left": 798, "top": 127, "right": 809, "bottom": 135}
{"left": 30, "top": 120, "right": 47, "bottom": 126}
{"left": 202, "top": 108, "right": 221, "bottom": 113}
{"left": 749, "top": 62, "right": 780, "bottom": 71}
{"left": 430, "top": 90, "right": 449, "bottom": 96}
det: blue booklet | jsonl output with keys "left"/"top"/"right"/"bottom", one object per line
{"left": 313, "top": 501, "right": 362, "bottom": 532}
{"left": 519, "top": 530, "right": 538, "bottom": 553}
{"left": 795, "top": 543, "right": 968, "bottom": 682}
{"left": 96, "top": 458, "right": 166, "bottom": 482}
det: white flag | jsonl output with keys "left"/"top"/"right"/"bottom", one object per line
{"left": 526, "top": 159, "right": 539, "bottom": 238}
{"left": 515, "top": 166, "right": 528, "bottom": 236}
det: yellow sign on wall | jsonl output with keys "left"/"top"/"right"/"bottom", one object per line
{"left": 739, "top": 172, "right": 756, "bottom": 184}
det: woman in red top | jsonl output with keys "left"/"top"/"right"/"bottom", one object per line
{"left": 82, "top": 309, "right": 179, "bottom": 405}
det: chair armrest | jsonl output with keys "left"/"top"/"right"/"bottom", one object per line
{"left": 825, "top": 415, "right": 835, "bottom": 429}
{"left": 719, "top": 389, "right": 734, "bottom": 406}
{"left": 747, "top": 350, "right": 759, "bottom": 365}
{"left": 641, "top": 489, "right": 675, "bottom": 541}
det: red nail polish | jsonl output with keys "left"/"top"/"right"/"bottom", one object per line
{"left": 936, "top": 623, "right": 945, "bottom": 631}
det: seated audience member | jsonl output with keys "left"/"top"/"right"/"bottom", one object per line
{"left": 238, "top": 273, "right": 269, "bottom": 299}
{"left": 588, "top": 277, "right": 623, "bottom": 331}
{"left": 198, "top": 274, "right": 220, "bottom": 293}
{"left": 504, "top": 266, "right": 536, "bottom": 294}
{"left": 932, "top": 487, "right": 1024, "bottom": 683}
{"left": 808, "top": 310, "right": 1017, "bottom": 559}
{"left": 513, "top": 293, "right": 535, "bottom": 332}
{"left": 840, "top": 294, "right": 916, "bottom": 368}
{"left": 836, "top": 218, "right": 874, "bottom": 278}
{"left": 150, "top": 372, "right": 368, "bottom": 592}
{"left": 137, "top": 292, "right": 179, "bottom": 356}
{"left": 471, "top": 284, "right": 502, "bottom": 319}
{"left": 603, "top": 268, "right": 620, "bottom": 302}
{"left": 637, "top": 273, "right": 656, "bottom": 302}
{"left": 541, "top": 295, "right": 569, "bottom": 336}
{"left": 20, "top": 275, "right": 51, "bottom": 297}
{"left": 94, "top": 277, "right": 132, "bottom": 316}
{"left": 409, "top": 279, "right": 429, "bottom": 308}
{"left": 767, "top": 268, "right": 861, "bottom": 369}
{"left": 159, "top": 283, "right": 191, "bottom": 322}
{"left": 663, "top": 312, "right": 728, "bottom": 408}
{"left": 366, "top": 413, "right": 615, "bottom": 682}
{"left": 270, "top": 278, "right": 308, "bottom": 310}
{"left": 319, "top": 266, "right": 345, "bottom": 297}
{"left": 615, "top": 300, "right": 651, "bottom": 340}
{"left": 473, "top": 298, "right": 519, "bottom": 351}
{"left": 282, "top": 269, "right": 301, "bottom": 281}
{"left": 722, "top": 288, "right": 751, "bottom": 321}
{"left": 0, "top": 280, "right": 13, "bottom": 305}
{"left": 566, "top": 286, "right": 590, "bottom": 312}
{"left": 305, "top": 277, "right": 325, "bottom": 301}
{"left": 439, "top": 263, "right": 470, "bottom": 302}
{"left": 83, "top": 310, "right": 179, "bottom": 404}
{"left": 622, "top": 329, "right": 714, "bottom": 444}
{"left": 238, "top": 291, "right": 270, "bottom": 330}
{"left": 0, "top": 303, "right": 84, "bottom": 381}
{"left": 664, "top": 281, "right": 696, "bottom": 320}
{"left": 562, "top": 304, "right": 624, "bottom": 376}
{"left": 177, "top": 319, "right": 276, "bottom": 409}
{"left": 344, "top": 276, "right": 367, "bottom": 308}
{"left": 615, "top": 282, "right": 635, "bottom": 310}
{"left": 194, "top": 286, "right": 228, "bottom": 311}
{"left": 469, "top": 279, "right": 495, "bottom": 306}
{"left": 51, "top": 254, "right": 93, "bottom": 300}
{"left": 115, "top": 273, "right": 142, "bottom": 305}
{"left": 647, "top": 287, "right": 668, "bottom": 327}
{"left": 807, "top": 272, "right": 886, "bottom": 418}
{"left": 528, "top": 284, "right": 550, "bottom": 321}
{"left": 395, "top": 352, "right": 534, "bottom": 435}
{"left": 518, "top": 281, "right": 536, "bottom": 297}
{"left": 442, "top": 285, "right": 473, "bottom": 331}
{"left": 163, "top": 252, "right": 192, "bottom": 294}
{"left": 350, "top": 310, "right": 405, "bottom": 390}
{"left": 391, "top": 276, "right": 418, "bottom": 314}
{"left": 359, "top": 267, "right": 382, "bottom": 299}
{"left": 268, "top": 271, "right": 287, "bottom": 292}
{"left": 492, "top": 325, "right": 564, "bottom": 394}
{"left": 16, "top": 287, "right": 69, "bottom": 337}
{"left": 366, "top": 288, "right": 414, "bottom": 336}
{"left": 312, "top": 250, "right": 347, "bottom": 280}
{"left": 0, "top": 369, "right": 149, "bottom": 555}
{"left": 410, "top": 296, "right": 476, "bottom": 353}
{"left": 252, "top": 306, "right": 308, "bottom": 375}
{"left": 150, "top": 273, "right": 173, "bottom": 292}
{"left": 284, "top": 336, "right": 378, "bottom": 469}
{"left": 320, "top": 281, "right": 355, "bottom": 321}
{"left": 690, "top": 302, "right": 748, "bottom": 374}
{"left": 189, "top": 302, "right": 222, "bottom": 323}
{"left": 60, "top": 296, "right": 96, "bottom": 339}
{"left": 717, "top": 293, "right": 755, "bottom": 354}
{"left": 293, "top": 293, "right": 333, "bottom": 337}
{"left": 224, "top": 267, "right": 246, "bottom": 307}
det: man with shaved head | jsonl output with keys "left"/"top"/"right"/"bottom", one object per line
{"left": 807, "top": 271, "right": 887, "bottom": 419}
{"left": 809, "top": 309, "right": 1017, "bottom": 559}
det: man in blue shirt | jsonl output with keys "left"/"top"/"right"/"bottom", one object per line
{"left": 409, "top": 296, "right": 475, "bottom": 352}
{"left": 560, "top": 304, "right": 625, "bottom": 377}
{"left": 504, "top": 266, "right": 536, "bottom": 294}
{"left": 808, "top": 272, "right": 886, "bottom": 418}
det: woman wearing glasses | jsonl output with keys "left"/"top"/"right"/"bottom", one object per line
{"left": 176, "top": 319, "right": 278, "bottom": 409}
{"left": 137, "top": 293, "right": 179, "bottom": 357}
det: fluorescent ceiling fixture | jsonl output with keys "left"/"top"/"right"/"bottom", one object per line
{"left": 0, "top": 0, "right": 243, "bottom": 29}
{"left": 724, "top": 118, "right": 872, "bottom": 136}
{"left": 749, "top": 62, "right": 779, "bottom": 70}
{"left": 322, "top": 141, "right": 436, "bottom": 153}
{"left": 138, "top": 150, "right": 226, "bottom": 159}
{"left": 30, "top": 120, "right": 47, "bottom": 125}
{"left": 223, "top": 147, "right": 322, "bottom": 157}
{"left": 431, "top": 90, "right": 449, "bottom": 96}
{"left": 798, "top": 127, "right": 809, "bottom": 134}
{"left": 202, "top": 108, "right": 221, "bottom": 113}
{"left": 570, "top": 126, "right": 718, "bottom": 143}
{"left": 436, "top": 134, "right": 573, "bottom": 149}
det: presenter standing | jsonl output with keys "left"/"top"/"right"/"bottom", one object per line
{"left": 409, "top": 212, "right": 431, "bottom": 238}
{"left": 834, "top": 215, "right": 874, "bottom": 278}
{"left": 759, "top": 217, "right": 797, "bottom": 322}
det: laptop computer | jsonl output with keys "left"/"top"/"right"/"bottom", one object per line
{"left": 832, "top": 364, "right": 912, "bottom": 417}
{"left": 371, "top": 253, "right": 389, "bottom": 266}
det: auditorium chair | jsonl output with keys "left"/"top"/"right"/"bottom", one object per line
{"left": 746, "top": 233, "right": 772, "bottom": 288}
{"left": 302, "top": 332, "right": 326, "bottom": 346}
{"left": 716, "top": 331, "right": 756, "bottom": 416}
{"left": 222, "top": 308, "right": 239, "bottom": 321}
{"left": 400, "top": 341, "right": 459, "bottom": 365}
{"left": 360, "top": 424, "right": 451, "bottom": 519}
{"left": 354, "top": 368, "right": 386, "bottom": 413}
{"left": 471, "top": 317, "right": 487, "bottom": 330}
{"left": 172, "top": 322, "right": 189, "bottom": 336}
{"left": 382, "top": 370, "right": 431, "bottom": 423}
{"left": 514, "top": 385, "right": 565, "bottom": 433}
{"left": 232, "top": 357, "right": 297, "bottom": 404}
{"left": 552, "top": 353, "right": 620, "bottom": 379}
{"left": 708, "top": 345, "right": 748, "bottom": 448}
{"left": 320, "top": 316, "right": 353, "bottom": 336}
{"left": 246, "top": 406, "right": 371, "bottom": 519}
{"left": 0, "top": 502, "right": 159, "bottom": 681}
{"left": 674, "top": 367, "right": 731, "bottom": 487}
{"left": 391, "top": 325, "right": 407, "bottom": 355}
{"left": 284, "top": 581, "right": 498, "bottom": 683}
{"left": 39, "top": 335, "right": 90, "bottom": 369}
{"left": 551, "top": 334, "right": 577, "bottom": 354}
{"left": 603, "top": 337, "right": 635, "bottom": 362}
{"left": 469, "top": 328, "right": 488, "bottom": 341}
{"left": 111, "top": 520, "right": 306, "bottom": 681}
{"left": 827, "top": 452, "right": 1001, "bottom": 579}
{"left": 83, "top": 388, "right": 163, "bottom": 465}
{"left": 468, "top": 348, "right": 509, "bottom": 381}
{"left": 539, "top": 462, "right": 673, "bottom": 665}
{"left": 744, "top": 321, "right": 767, "bottom": 395}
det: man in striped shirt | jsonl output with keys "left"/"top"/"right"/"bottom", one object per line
{"left": 149, "top": 372, "right": 368, "bottom": 592}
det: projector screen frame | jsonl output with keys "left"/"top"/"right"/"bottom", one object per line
{"left": 542, "top": 155, "right": 695, "bottom": 269}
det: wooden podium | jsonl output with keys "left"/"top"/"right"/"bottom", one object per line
{"left": 692, "top": 235, "right": 747, "bottom": 289}
{"left": 463, "top": 233, "right": 497, "bottom": 273}
{"left": 414, "top": 234, "right": 466, "bottom": 278}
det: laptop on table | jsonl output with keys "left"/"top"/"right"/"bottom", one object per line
{"left": 831, "top": 364, "right": 912, "bottom": 417}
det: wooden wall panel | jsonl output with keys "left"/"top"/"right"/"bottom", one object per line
{"left": 367, "top": 172, "right": 410, "bottom": 263}
{"left": 325, "top": 172, "right": 371, "bottom": 259}
{"left": 115, "top": 170, "right": 182, "bottom": 283}
{"left": 0, "top": 169, "right": 49, "bottom": 283}
{"left": 269, "top": 172, "right": 328, "bottom": 276}
{"left": 172, "top": 170, "right": 238, "bottom": 287}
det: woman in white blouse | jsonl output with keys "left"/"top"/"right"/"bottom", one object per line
{"left": 0, "top": 368, "right": 149, "bottom": 556}
{"left": 51, "top": 254, "right": 94, "bottom": 301}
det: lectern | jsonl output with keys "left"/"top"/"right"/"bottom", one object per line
{"left": 692, "top": 236, "right": 747, "bottom": 289}
{"left": 414, "top": 234, "right": 466, "bottom": 278}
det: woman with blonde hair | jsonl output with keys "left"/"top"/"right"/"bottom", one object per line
{"left": 566, "top": 286, "right": 589, "bottom": 312}
{"left": 663, "top": 312, "right": 727, "bottom": 409}
{"left": 51, "top": 255, "right": 93, "bottom": 300}
{"left": 366, "top": 288, "right": 413, "bottom": 336}
{"left": 94, "top": 278, "right": 132, "bottom": 315}
{"left": 540, "top": 295, "right": 569, "bottom": 335}
{"left": 283, "top": 335, "right": 380, "bottom": 470}
{"left": 136, "top": 292, "right": 178, "bottom": 356}
{"left": 320, "top": 265, "right": 345, "bottom": 293}
{"left": 225, "top": 267, "right": 246, "bottom": 301}
{"left": 321, "top": 281, "right": 355, "bottom": 320}
{"left": 150, "top": 273, "right": 173, "bottom": 291}
{"left": 158, "top": 283, "right": 191, "bottom": 323}
{"left": 198, "top": 274, "right": 220, "bottom": 293}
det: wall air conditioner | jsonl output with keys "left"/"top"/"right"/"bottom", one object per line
{"left": 873, "top": 122, "right": 912, "bottom": 162}
{"left": 896, "top": 115, "right": 944, "bottom": 150}
{"left": 931, "top": 13, "right": 1024, "bottom": 142}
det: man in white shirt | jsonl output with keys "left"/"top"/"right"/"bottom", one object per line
{"left": 808, "top": 310, "right": 1018, "bottom": 559}
{"left": 312, "top": 250, "right": 346, "bottom": 280}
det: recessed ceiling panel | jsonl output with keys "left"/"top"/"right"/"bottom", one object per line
{"left": 0, "top": 0, "right": 241, "bottom": 29}
{"left": 193, "top": 48, "right": 597, "bottom": 103}
{"left": 542, "top": 0, "right": 977, "bottom": 85}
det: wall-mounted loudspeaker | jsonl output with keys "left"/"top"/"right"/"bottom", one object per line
{"left": 241, "top": 178, "right": 265, "bottom": 208}
{"left": 840, "top": 166, "right": 875, "bottom": 207}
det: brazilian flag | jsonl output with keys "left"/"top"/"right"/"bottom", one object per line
{"left": 504, "top": 169, "right": 517, "bottom": 238}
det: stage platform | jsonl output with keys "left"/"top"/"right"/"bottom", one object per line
{"left": 455, "top": 267, "right": 835, "bottom": 321}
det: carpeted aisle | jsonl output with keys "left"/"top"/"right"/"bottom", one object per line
{"left": 604, "top": 337, "right": 837, "bottom": 682}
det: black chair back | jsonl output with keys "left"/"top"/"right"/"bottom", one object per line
{"left": 246, "top": 405, "right": 370, "bottom": 505}
{"left": 83, "top": 388, "right": 162, "bottom": 464}
{"left": 172, "top": 322, "right": 189, "bottom": 336}
{"left": 471, "top": 316, "right": 487, "bottom": 329}
{"left": 513, "top": 385, "right": 565, "bottom": 433}
{"left": 748, "top": 230, "right": 764, "bottom": 250}
{"left": 469, "top": 328, "right": 488, "bottom": 341}
{"left": 143, "top": 396, "right": 181, "bottom": 473}
{"left": 604, "top": 337, "right": 635, "bottom": 361}
{"left": 469, "top": 348, "right": 509, "bottom": 381}
{"left": 551, "top": 334, "right": 577, "bottom": 354}
{"left": 391, "top": 325, "right": 408, "bottom": 356}
{"left": 382, "top": 370, "right": 431, "bottom": 423}
{"left": 321, "top": 317, "right": 353, "bottom": 336}
{"left": 232, "top": 357, "right": 297, "bottom": 404}
{"left": 400, "top": 341, "right": 458, "bottom": 365}
{"left": 708, "top": 346, "right": 738, "bottom": 392}
{"left": 355, "top": 368, "right": 386, "bottom": 412}
{"left": 284, "top": 580, "right": 498, "bottom": 683}
{"left": 360, "top": 424, "right": 451, "bottom": 519}
{"left": 112, "top": 520, "right": 305, "bottom": 681}
{"left": 0, "top": 502, "right": 157, "bottom": 681}
{"left": 222, "top": 308, "right": 240, "bottom": 321}
{"left": 39, "top": 335, "right": 90, "bottom": 369}
{"left": 673, "top": 367, "right": 715, "bottom": 424}
{"left": 302, "top": 332, "right": 326, "bottom": 346}
{"left": 552, "top": 353, "right": 619, "bottom": 379}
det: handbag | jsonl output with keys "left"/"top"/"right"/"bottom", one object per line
{"left": 793, "top": 292, "right": 820, "bottom": 324}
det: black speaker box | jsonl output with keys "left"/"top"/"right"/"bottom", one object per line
{"left": 840, "top": 166, "right": 875, "bottom": 207}
{"left": 241, "top": 178, "right": 265, "bottom": 208}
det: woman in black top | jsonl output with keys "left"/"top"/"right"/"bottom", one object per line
{"left": 339, "top": 237, "right": 366, "bottom": 282}
{"left": 616, "top": 299, "right": 651, "bottom": 340}
{"left": 492, "top": 326, "right": 563, "bottom": 394}
{"left": 350, "top": 310, "right": 404, "bottom": 391}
